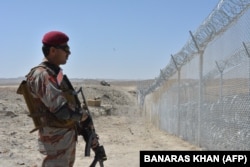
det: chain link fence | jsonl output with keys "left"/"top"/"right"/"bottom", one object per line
{"left": 138, "top": 0, "right": 250, "bottom": 150}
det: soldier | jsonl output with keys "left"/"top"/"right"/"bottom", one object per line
{"left": 24, "top": 31, "right": 89, "bottom": 167}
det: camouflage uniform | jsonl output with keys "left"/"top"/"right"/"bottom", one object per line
{"left": 26, "top": 61, "right": 82, "bottom": 167}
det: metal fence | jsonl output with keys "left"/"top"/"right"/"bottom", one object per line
{"left": 138, "top": 0, "right": 250, "bottom": 150}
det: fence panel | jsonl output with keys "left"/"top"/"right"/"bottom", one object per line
{"left": 139, "top": 0, "right": 250, "bottom": 150}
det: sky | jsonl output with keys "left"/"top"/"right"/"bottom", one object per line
{"left": 0, "top": 0, "right": 220, "bottom": 80}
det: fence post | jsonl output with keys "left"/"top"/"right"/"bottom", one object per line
{"left": 243, "top": 42, "right": 250, "bottom": 95}
{"left": 171, "top": 54, "right": 180, "bottom": 135}
{"left": 215, "top": 61, "right": 224, "bottom": 101}
{"left": 189, "top": 30, "right": 203, "bottom": 146}
{"left": 215, "top": 61, "right": 225, "bottom": 114}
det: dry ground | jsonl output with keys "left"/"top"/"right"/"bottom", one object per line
{"left": 0, "top": 80, "right": 200, "bottom": 167}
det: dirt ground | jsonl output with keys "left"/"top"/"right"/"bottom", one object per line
{"left": 0, "top": 80, "right": 201, "bottom": 167}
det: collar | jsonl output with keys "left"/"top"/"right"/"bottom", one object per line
{"left": 40, "top": 60, "right": 61, "bottom": 76}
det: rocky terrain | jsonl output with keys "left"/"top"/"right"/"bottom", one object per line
{"left": 0, "top": 80, "right": 200, "bottom": 167}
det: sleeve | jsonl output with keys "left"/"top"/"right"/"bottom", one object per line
{"left": 29, "top": 68, "right": 82, "bottom": 121}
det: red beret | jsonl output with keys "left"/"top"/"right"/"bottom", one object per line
{"left": 42, "top": 31, "right": 69, "bottom": 46}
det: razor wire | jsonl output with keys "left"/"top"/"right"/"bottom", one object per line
{"left": 138, "top": 0, "right": 250, "bottom": 104}
{"left": 138, "top": 0, "right": 250, "bottom": 150}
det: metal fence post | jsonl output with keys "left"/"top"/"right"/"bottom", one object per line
{"left": 189, "top": 30, "right": 203, "bottom": 146}
{"left": 243, "top": 42, "right": 250, "bottom": 95}
{"left": 215, "top": 61, "right": 225, "bottom": 114}
{"left": 171, "top": 54, "right": 180, "bottom": 135}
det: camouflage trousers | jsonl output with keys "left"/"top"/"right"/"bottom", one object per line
{"left": 38, "top": 127, "right": 77, "bottom": 167}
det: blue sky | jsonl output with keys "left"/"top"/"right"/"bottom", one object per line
{"left": 0, "top": 0, "right": 219, "bottom": 79}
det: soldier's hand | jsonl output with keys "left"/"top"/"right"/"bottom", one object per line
{"left": 81, "top": 103, "right": 88, "bottom": 110}
{"left": 80, "top": 114, "right": 94, "bottom": 130}
{"left": 91, "top": 134, "right": 99, "bottom": 149}
{"left": 81, "top": 114, "right": 88, "bottom": 122}
{"left": 80, "top": 108, "right": 89, "bottom": 122}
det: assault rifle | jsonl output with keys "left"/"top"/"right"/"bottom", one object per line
{"left": 62, "top": 75, "right": 107, "bottom": 167}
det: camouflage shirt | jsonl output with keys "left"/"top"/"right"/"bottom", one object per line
{"left": 26, "top": 61, "right": 82, "bottom": 124}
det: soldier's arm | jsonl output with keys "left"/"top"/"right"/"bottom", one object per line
{"left": 29, "top": 70, "right": 88, "bottom": 121}
{"left": 54, "top": 104, "right": 89, "bottom": 121}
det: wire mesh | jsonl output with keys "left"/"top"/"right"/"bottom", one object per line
{"left": 139, "top": 0, "right": 250, "bottom": 150}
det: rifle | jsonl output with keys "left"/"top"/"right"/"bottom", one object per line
{"left": 62, "top": 75, "right": 107, "bottom": 167}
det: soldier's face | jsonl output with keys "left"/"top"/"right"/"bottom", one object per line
{"left": 50, "top": 43, "right": 71, "bottom": 65}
